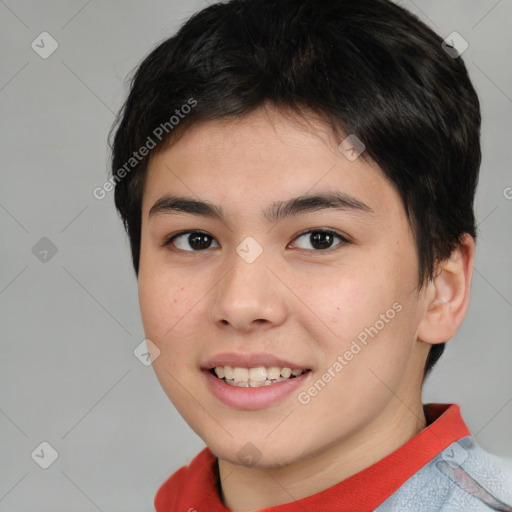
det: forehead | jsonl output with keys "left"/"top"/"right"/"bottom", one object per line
{"left": 142, "top": 108, "right": 404, "bottom": 224}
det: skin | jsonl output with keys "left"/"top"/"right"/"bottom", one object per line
{"left": 138, "top": 105, "right": 474, "bottom": 511}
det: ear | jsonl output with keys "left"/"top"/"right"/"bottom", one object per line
{"left": 417, "top": 234, "right": 475, "bottom": 344}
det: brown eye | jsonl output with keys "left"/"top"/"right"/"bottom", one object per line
{"left": 165, "top": 231, "right": 219, "bottom": 251}
{"left": 291, "top": 229, "right": 348, "bottom": 251}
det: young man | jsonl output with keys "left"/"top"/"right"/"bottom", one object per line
{"left": 110, "top": 0, "right": 512, "bottom": 509}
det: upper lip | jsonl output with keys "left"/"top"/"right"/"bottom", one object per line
{"left": 201, "top": 352, "right": 312, "bottom": 370}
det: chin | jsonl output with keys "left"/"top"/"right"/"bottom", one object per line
{"left": 207, "top": 432, "right": 312, "bottom": 470}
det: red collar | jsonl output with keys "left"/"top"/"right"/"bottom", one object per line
{"left": 155, "top": 403, "right": 470, "bottom": 512}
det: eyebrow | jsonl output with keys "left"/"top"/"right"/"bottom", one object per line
{"left": 148, "top": 191, "right": 373, "bottom": 223}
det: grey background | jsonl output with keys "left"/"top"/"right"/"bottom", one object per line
{"left": 0, "top": 1, "right": 511, "bottom": 510}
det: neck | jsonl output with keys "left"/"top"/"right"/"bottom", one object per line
{"left": 217, "top": 398, "right": 426, "bottom": 511}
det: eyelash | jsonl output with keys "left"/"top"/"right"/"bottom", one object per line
{"left": 162, "top": 228, "right": 350, "bottom": 253}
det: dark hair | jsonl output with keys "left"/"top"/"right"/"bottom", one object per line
{"left": 109, "top": 0, "right": 481, "bottom": 377}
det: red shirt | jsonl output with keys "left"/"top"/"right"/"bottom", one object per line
{"left": 155, "top": 403, "right": 470, "bottom": 511}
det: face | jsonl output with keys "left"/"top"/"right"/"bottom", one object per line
{"left": 138, "top": 106, "right": 430, "bottom": 469}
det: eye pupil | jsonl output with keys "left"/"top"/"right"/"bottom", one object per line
{"left": 310, "top": 231, "right": 333, "bottom": 249}
{"left": 189, "top": 232, "right": 212, "bottom": 250}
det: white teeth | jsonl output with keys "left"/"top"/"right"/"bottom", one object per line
{"left": 223, "top": 365, "right": 234, "bottom": 380}
{"left": 224, "top": 375, "right": 297, "bottom": 387}
{"left": 212, "top": 365, "right": 309, "bottom": 387}
{"left": 249, "top": 367, "right": 266, "bottom": 381}
{"left": 280, "top": 367, "right": 291, "bottom": 379}
{"left": 233, "top": 367, "right": 249, "bottom": 382}
{"left": 267, "top": 366, "right": 281, "bottom": 380}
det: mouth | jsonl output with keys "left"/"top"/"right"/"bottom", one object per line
{"left": 208, "top": 366, "right": 312, "bottom": 388}
{"left": 203, "top": 365, "right": 313, "bottom": 410}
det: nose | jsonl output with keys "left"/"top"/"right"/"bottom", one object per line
{"left": 209, "top": 248, "right": 288, "bottom": 333}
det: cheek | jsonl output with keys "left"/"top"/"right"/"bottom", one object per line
{"left": 295, "top": 264, "right": 394, "bottom": 339}
{"left": 138, "top": 269, "right": 197, "bottom": 349}
{"left": 138, "top": 271, "right": 206, "bottom": 404}
{"left": 297, "top": 256, "right": 416, "bottom": 373}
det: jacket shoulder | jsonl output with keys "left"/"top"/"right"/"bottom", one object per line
{"left": 378, "top": 437, "right": 512, "bottom": 511}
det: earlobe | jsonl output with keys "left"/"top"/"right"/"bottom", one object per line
{"left": 417, "top": 234, "right": 475, "bottom": 345}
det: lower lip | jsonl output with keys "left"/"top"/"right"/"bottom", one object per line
{"left": 203, "top": 370, "right": 311, "bottom": 410}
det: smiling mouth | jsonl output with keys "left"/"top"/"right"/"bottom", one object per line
{"left": 209, "top": 366, "right": 312, "bottom": 388}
